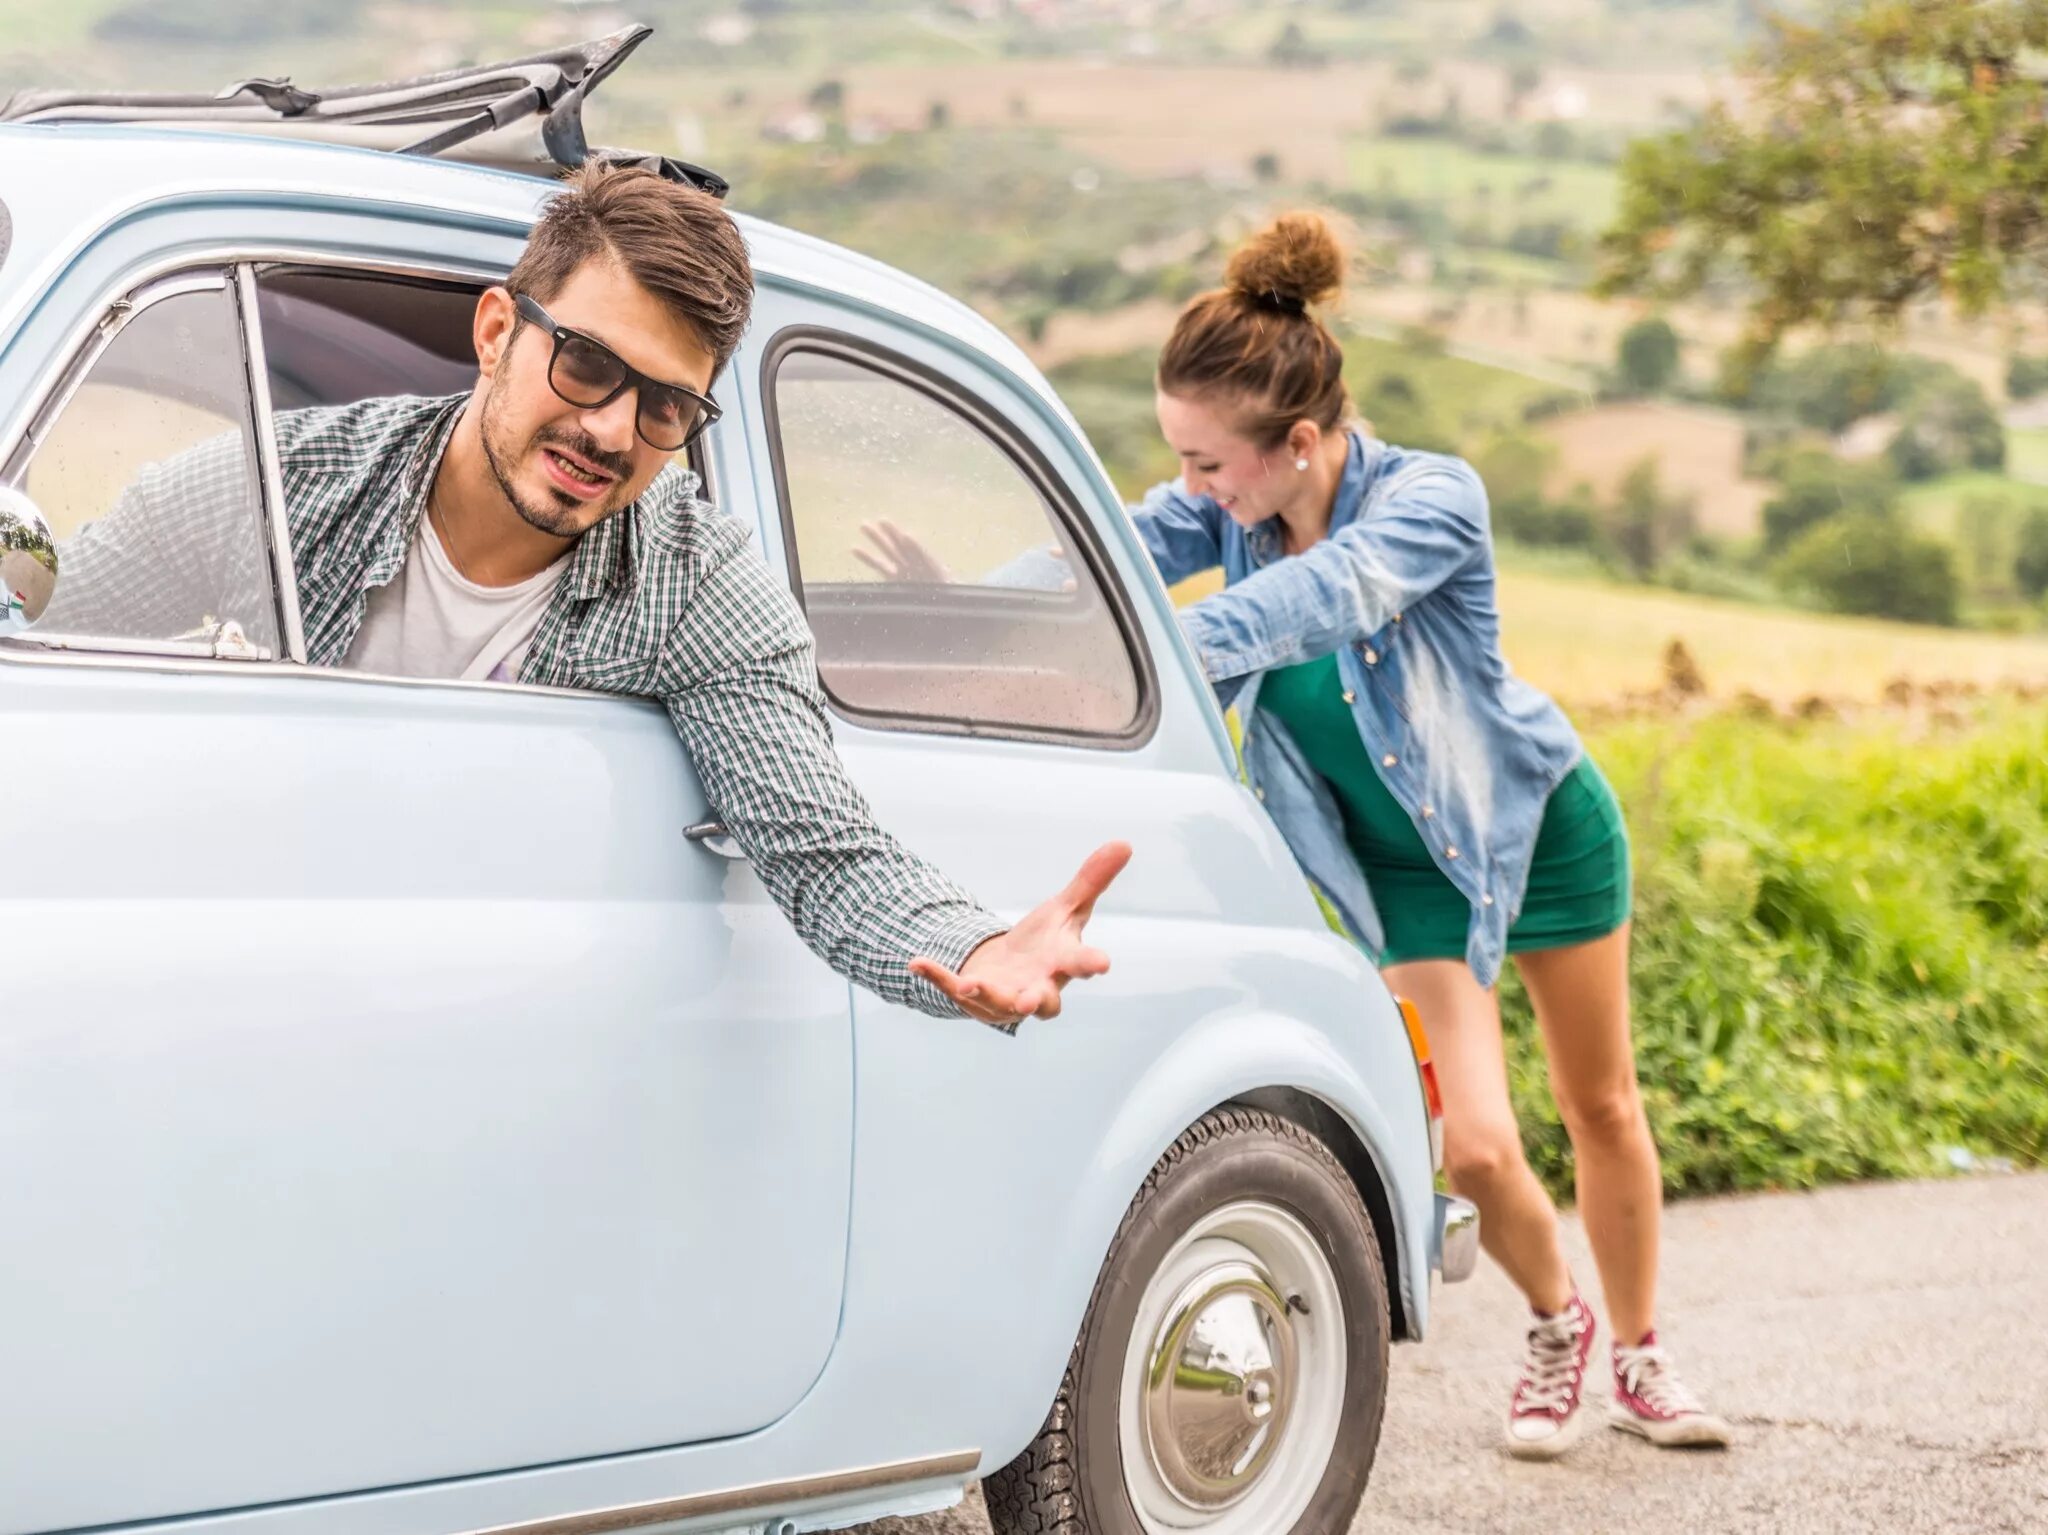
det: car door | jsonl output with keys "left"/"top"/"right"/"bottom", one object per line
{"left": 0, "top": 255, "right": 852, "bottom": 1535}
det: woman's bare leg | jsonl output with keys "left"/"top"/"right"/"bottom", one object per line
{"left": 1514, "top": 924, "right": 1662, "bottom": 1345}
{"left": 1382, "top": 957, "right": 1574, "bottom": 1312}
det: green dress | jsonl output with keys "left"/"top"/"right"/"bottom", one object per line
{"left": 1258, "top": 654, "right": 1630, "bottom": 966}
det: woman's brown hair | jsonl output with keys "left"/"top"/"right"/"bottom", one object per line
{"left": 1156, "top": 211, "right": 1352, "bottom": 450}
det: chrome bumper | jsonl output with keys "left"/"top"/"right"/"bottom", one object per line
{"left": 1435, "top": 1192, "right": 1479, "bottom": 1283}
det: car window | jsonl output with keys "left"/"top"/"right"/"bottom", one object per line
{"left": 13, "top": 276, "right": 280, "bottom": 658}
{"left": 769, "top": 343, "right": 1145, "bottom": 741}
{"left": 255, "top": 268, "right": 481, "bottom": 410}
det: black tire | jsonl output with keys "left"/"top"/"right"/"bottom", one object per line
{"left": 983, "top": 1107, "right": 1390, "bottom": 1535}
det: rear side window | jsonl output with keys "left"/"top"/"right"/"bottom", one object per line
{"left": 767, "top": 340, "right": 1146, "bottom": 743}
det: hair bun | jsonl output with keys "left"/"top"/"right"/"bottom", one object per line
{"left": 1225, "top": 212, "right": 1345, "bottom": 314}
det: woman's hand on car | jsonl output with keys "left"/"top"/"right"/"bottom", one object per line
{"left": 910, "top": 841, "right": 1132, "bottom": 1027}
{"left": 853, "top": 519, "right": 953, "bottom": 583}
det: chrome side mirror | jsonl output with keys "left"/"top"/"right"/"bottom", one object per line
{"left": 0, "top": 485, "right": 57, "bottom": 631}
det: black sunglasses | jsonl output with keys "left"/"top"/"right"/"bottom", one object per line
{"left": 512, "top": 292, "right": 721, "bottom": 452}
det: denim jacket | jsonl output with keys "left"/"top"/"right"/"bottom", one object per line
{"left": 1135, "top": 432, "right": 1583, "bottom": 987}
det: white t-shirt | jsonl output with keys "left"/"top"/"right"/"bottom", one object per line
{"left": 341, "top": 512, "right": 570, "bottom": 683}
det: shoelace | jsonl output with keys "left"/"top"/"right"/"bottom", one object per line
{"left": 1514, "top": 1310, "right": 1585, "bottom": 1414}
{"left": 1614, "top": 1343, "right": 1705, "bottom": 1416}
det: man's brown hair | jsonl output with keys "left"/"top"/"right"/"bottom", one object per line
{"left": 505, "top": 162, "right": 753, "bottom": 371}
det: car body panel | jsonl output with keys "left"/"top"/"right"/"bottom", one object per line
{"left": 0, "top": 658, "right": 857, "bottom": 1533}
{"left": 0, "top": 122, "right": 1442, "bottom": 1535}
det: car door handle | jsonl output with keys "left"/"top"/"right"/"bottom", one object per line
{"left": 683, "top": 819, "right": 745, "bottom": 860}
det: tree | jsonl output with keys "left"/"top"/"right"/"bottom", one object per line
{"left": 1597, "top": 1, "right": 2048, "bottom": 364}
{"left": 1506, "top": 59, "right": 1544, "bottom": 118}
{"left": 1775, "top": 512, "right": 1960, "bottom": 626}
{"left": 926, "top": 99, "right": 951, "bottom": 131}
{"left": 1251, "top": 151, "right": 1283, "bottom": 185}
{"left": 2008, "top": 354, "right": 2048, "bottom": 400}
{"left": 1604, "top": 457, "right": 1696, "bottom": 578}
{"left": 1955, "top": 494, "right": 2020, "bottom": 599}
{"left": 1616, "top": 316, "right": 1681, "bottom": 395}
{"left": 1886, "top": 373, "right": 2005, "bottom": 481}
{"left": 1761, "top": 451, "right": 1899, "bottom": 554}
{"left": 1473, "top": 432, "right": 1600, "bottom": 550}
{"left": 2017, "top": 507, "right": 2048, "bottom": 601}
{"left": 806, "top": 78, "right": 845, "bottom": 114}
{"left": 1733, "top": 343, "right": 1907, "bottom": 434}
{"left": 1269, "top": 21, "right": 1324, "bottom": 69}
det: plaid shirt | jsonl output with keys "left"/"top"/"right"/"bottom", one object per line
{"left": 51, "top": 393, "right": 1009, "bottom": 1022}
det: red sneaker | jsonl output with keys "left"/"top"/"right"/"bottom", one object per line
{"left": 1504, "top": 1292, "right": 1595, "bottom": 1459}
{"left": 1610, "top": 1331, "right": 1733, "bottom": 1447}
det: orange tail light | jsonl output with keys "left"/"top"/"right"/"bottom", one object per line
{"left": 1395, "top": 995, "right": 1445, "bottom": 1170}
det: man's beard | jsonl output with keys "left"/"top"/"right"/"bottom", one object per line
{"left": 478, "top": 375, "right": 636, "bottom": 538}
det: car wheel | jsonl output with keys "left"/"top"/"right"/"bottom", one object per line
{"left": 983, "top": 1107, "right": 1390, "bottom": 1535}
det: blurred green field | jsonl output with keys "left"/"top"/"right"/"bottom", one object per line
{"left": 1345, "top": 333, "right": 1581, "bottom": 436}
{"left": 2004, "top": 426, "right": 2048, "bottom": 486}
{"left": 1345, "top": 135, "right": 1621, "bottom": 232}
{"left": 1164, "top": 564, "right": 2048, "bottom": 704}
{"left": 1900, "top": 471, "right": 2048, "bottom": 533}
{"left": 1495, "top": 568, "right": 2048, "bottom": 704}
{"left": 1204, "top": 6, "right": 1443, "bottom": 55}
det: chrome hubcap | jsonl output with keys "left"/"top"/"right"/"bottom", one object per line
{"left": 1142, "top": 1263, "right": 1298, "bottom": 1508}
{"left": 1118, "top": 1201, "right": 1347, "bottom": 1534}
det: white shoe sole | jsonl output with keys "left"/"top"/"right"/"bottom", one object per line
{"left": 1505, "top": 1402, "right": 1591, "bottom": 1461}
{"left": 1608, "top": 1405, "right": 1734, "bottom": 1448}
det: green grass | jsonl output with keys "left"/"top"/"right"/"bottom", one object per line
{"left": 1437, "top": 246, "right": 1574, "bottom": 288}
{"left": 1345, "top": 334, "right": 1567, "bottom": 435}
{"left": 1505, "top": 701, "right": 2048, "bottom": 1198}
{"left": 1344, "top": 135, "right": 1620, "bottom": 233}
{"left": 1898, "top": 471, "right": 2048, "bottom": 536}
{"left": 2006, "top": 426, "right": 2048, "bottom": 486}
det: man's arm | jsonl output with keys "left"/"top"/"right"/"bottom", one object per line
{"left": 663, "top": 633, "right": 1012, "bottom": 1022}
{"left": 659, "top": 517, "right": 1128, "bottom": 1028}
{"left": 31, "top": 427, "right": 272, "bottom": 645}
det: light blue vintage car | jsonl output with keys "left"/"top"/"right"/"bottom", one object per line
{"left": 0, "top": 29, "right": 1474, "bottom": 1535}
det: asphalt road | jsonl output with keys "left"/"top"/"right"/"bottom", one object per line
{"left": 853, "top": 1172, "right": 2048, "bottom": 1534}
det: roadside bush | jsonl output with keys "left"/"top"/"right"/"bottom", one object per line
{"left": 1502, "top": 704, "right": 2048, "bottom": 1198}
{"left": 1775, "top": 511, "right": 1960, "bottom": 626}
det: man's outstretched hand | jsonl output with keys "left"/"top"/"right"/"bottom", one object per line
{"left": 909, "top": 842, "right": 1132, "bottom": 1029}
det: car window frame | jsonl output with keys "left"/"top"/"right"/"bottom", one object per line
{"left": 2, "top": 264, "right": 286, "bottom": 662}
{"left": 0, "top": 246, "right": 715, "bottom": 704}
{"left": 759, "top": 324, "right": 1159, "bottom": 752}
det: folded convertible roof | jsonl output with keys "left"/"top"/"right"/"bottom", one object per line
{"left": 0, "top": 23, "right": 729, "bottom": 199}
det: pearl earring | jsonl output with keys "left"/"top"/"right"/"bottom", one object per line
{"left": 1294, "top": 457, "right": 1310, "bottom": 471}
